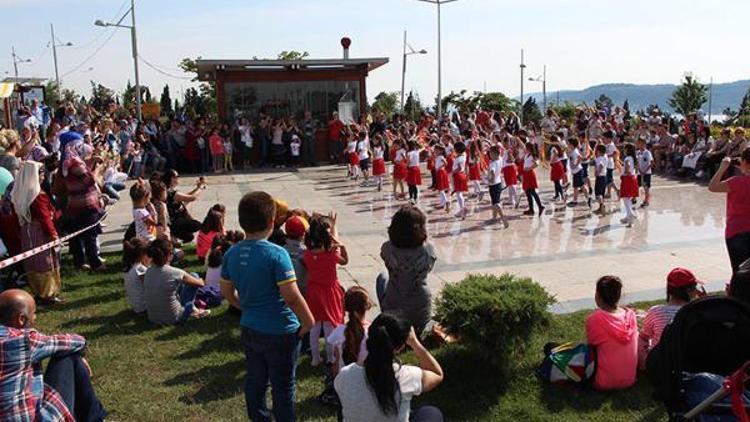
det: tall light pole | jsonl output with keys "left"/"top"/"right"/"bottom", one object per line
{"left": 519, "top": 49, "right": 526, "bottom": 125}
{"left": 528, "top": 64, "right": 547, "bottom": 112}
{"left": 11, "top": 47, "right": 32, "bottom": 78}
{"left": 95, "top": 0, "right": 141, "bottom": 121}
{"left": 400, "top": 30, "right": 427, "bottom": 112}
{"left": 50, "top": 23, "right": 73, "bottom": 90}
{"left": 416, "top": 0, "right": 457, "bottom": 121}
{"left": 708, "top": 76, "right": 713, "bottom": 123}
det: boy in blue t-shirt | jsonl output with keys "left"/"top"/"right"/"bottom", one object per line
{"left": 221, "top": 191, "right": 314, "bottom": 421}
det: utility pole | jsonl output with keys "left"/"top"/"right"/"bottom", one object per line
{"left": 708, "top": 76, "right": 713, "bottom": 123}
{"left": 51, "top": 23, "right": 60, "bottom": 89}
{"left": 519, "top": 48, "right": 526, "bottom": 125}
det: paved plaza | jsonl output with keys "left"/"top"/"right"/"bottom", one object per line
{"left": 101, "top": 165, "right": 731, "bottom": 312}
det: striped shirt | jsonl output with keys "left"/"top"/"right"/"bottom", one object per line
{"left": 641, "top": 304, "right": 682, "bottom": 351}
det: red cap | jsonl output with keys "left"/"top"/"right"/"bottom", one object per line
{"left": 284, "top": 216, "right": 308, "bottom": 239}
{"left": 667, "top": 268, "right": 703, "bottom": 288}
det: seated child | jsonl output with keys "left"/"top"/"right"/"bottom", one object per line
{"left": 585, "top": 275, "right": 638, "bottom": 391}
{"left": 196, "top": 231, "right": 244, "bottom": 309}
{"left": 196, "top": 208, "right": 225, "bottom": 262}
{"left": 144, "top": 238, "right": 210, "bottom": 324}
{"left": 122, "top": 237, "right": 150, "bottom": 315}
{"left": 130, "top": 181, "right": 157, "bottom": 242}
{"left": 638, "top": 268, "right": 704, "bottom": 369}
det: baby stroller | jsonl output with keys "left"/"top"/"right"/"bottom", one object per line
{"left": 647, "top": 296, "right": 750, "bottom": 421}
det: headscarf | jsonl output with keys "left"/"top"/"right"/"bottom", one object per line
{"left": 62, "top": 137, "right": 92, "bottom": 177}
{"left": 59, "top": 130, "right": 83, "bottom": 177}
{"left": 11, "top": 161, "right": 42, "bottom": 224}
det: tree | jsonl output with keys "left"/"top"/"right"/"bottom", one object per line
{"left": 522, "top": 97, "right": 543, "bottom": 126}
{"left": 277, "top": 50, "right": 310, "bottom": 61}
{"left": 594, "top": 94, "right": 614, "bottom": 111}
{"left": 371, "top": 91, "right": 399, "bottom": 117}
{"left": 174, "top": 99, "right": 181, "bottom": 116}
{"left": 160, "top": 85, "right": 173, "bottom": 116}
{"left": 478, "top": 92, "right": 515, "bottom": 114}
{"left": 179, "top": 56, "right": 217, "bottom": 117}
{"left": 551, "top": 101, "right": 577, "bottom": 122}
{"left": 89, "top": 81, "right": 116, "bottom": 113}
{"left": 144, "top": 88, "right": 153, "bottom": 104}
{"left": 738, "top": 87, "right": 750, "bottom": 117}
{"left": 404, "top": 91, "right": 424, "bottom": 121}
{"left": 668, "top": 75, "right": 708, "bottom": 116}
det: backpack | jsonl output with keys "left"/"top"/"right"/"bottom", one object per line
{"left": 538, "top": 342, "right": 596, "bottom": 384}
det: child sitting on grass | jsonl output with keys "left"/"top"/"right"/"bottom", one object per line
{"left": 130, "top": 180, "right": 157, "bottom": 242}
{"left": 122, "top": 237, "right": 150, "bottom": 315}
{"left": 144, "top": 238, "right": 210, "bottom": 324}
{"left": 196, "top": 208, "right": 225, "bottom": 262}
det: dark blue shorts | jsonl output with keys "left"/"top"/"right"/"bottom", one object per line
{"left": 489, "top": 183, "right": 503, "bottom": 205}
{"left": 606, "top": 168, "right": 614, "bottom": 186}
{"left": 581, "top": 162, "right": 589, "bottom": 178}
{"left": 359, "top": 158, "right": 370, "bottom": 170}
{"left": 595, "top": 176, "right": 607, "bottom": 197}
{"left": 638, "top": 174, "right": 651, "bottom": 188}
{"left": 573, "top": 171, "right": 585, "bottom": 188}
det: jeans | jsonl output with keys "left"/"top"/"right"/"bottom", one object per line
{"left": 177, "top": 282, "right": 199, "bottom": 322}
{"left": 171, "top": 217, "right": 201, "bottom": 243}
{"left": 68, "top": 209, "right": 103, "bottom": 269}
{"left": 103, "top": 182, "right": 126, "bottom": 200}
{"left": 241, "top": 327, "right": 300, "bottom": 422}
{"left": 376, "top": 272, "right": 388, "bottom": 308}
{"left": 726, "top": 231, "right": 750, "bottom": 273}
{"left": 45, "top": 353, "right": 107, "bottom": 422}
{"left": 411, "top": 406, "right": 444, "bottom": 422}
{"left": 260, "top": 137, "right": 270, "bottom": 167}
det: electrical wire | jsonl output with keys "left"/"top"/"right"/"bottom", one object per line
{"left": 138, "top": 55, "right": 192, "bottom": 80}
{"left": 60, "top": 28, "right": 117, "bottom": 78}
{"left": 71, "top": 0, "right": 129, "bottom": 50}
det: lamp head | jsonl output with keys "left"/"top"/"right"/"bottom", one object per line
{"left": 94, "top": 20, "right": 107, "bottom": 27}
{"left": 419, "top": 49, "right": 428, "bottom": 54}
{"left": 65, "top": 42, "right": 73, "bottom": 47}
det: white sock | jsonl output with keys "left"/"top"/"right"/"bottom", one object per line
{"left": 457, "top": 192, "right": 466, "bottom": 211}
{"left": 439, "top": 191, "right": 448, "bottom": 206}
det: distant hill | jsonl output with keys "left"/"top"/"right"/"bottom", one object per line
{"left": 526, "top": 80, "right": 750, "bottom": 114}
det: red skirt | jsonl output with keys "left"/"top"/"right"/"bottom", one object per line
{"left": 468, "top": 163, "right": 482, "bottom": 181}
{"left": 435, "top": 168, "right": 450, "bottom": 191}
{"left": 550, "top": 161, "right": 565, "bottom": 182}
{"left": 349, "top": 152, "right": 360, "bottom": 166}
{"left": 426, "top": 157, "right": 435, "bottom": 171}
{"left": 407, "top": 166, "right": 422, "bottom": 186}
{"left": 453, "top": 172, "right": 468, "bottom": 192}
{"left": 446, "top": 156, "right": 455, "bottom": 173}
{"left": 372, "top": 158, "right": 386, "bottom": 176}
{"left": 393, "top": 162, "right": 407, "bottom": 180}
{"left": 620, "top": 175, "right": 639, "bottom": 198}
{"left": 515, "top": 161, "right": 524, "bottom": 176}
{"left": 502, "top": 165, "right": 518, "bottom": 186}
{"left": 522, "top": 169, "right": 538, "bottom": 190}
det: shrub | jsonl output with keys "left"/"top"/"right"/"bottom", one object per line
{"left": 434, "top": 273, "right": 555, "bottom": 366}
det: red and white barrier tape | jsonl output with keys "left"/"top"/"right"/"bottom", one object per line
{"left": 0, "top": 211, "right": 109, "bottom": 270}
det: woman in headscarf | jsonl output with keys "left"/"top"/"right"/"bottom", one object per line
{"left": 11, "top": 161, "right": 63, "bottom": 304}
{"left": 62, "top": 135, "right": 105, "bottom": 271}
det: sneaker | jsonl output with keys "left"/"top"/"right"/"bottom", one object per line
{"left": 640, "top": 201, "right": 650, "bottom": 208}
{"left": 620, "top": 217, "right": 629, "bottom": 224}
{"left": 503, "top": 220, "right": 510, "bottom": 229}
{"left": 523, "top": 209, "right": 535, "bottom": 216}
{"left": 566, "top": 201, "right": 577, "bottom": 208}
{"left": 587, "top": 197, "right": 593, "bottom": 209}
{"left": 538, "top": 206, "right": 546, "bottom": 216}
{"left": 695, "top": 170, "right": 705, "bottom": 178}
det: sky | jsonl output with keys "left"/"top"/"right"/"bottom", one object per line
{"left": 3, "top": 0, "right": 749, "bottom": 105}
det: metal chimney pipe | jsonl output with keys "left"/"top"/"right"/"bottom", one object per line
{"left": 341, "top": 37, "right": 351, "bottom": 60}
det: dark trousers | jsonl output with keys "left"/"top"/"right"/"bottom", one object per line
{"left": 68, "top": 210, "right": 103, "bottom": 269}
{"left": 102, "top": 182, "right": 126, "bottom": 200}
{"left": 525, "top": 189, "right": 543, "bottom": 211}
{"left": 171, "top": 217, "right": 201, "bottom": 244}
{"left": 241, "top": 328, "right": 300, "bottom": 421}
{"left": 260, "top": 138, "right": 270, "bottom": 167}
{"left": 302, "top": 136, "right": 315, "bottom": 165}
{"left": 727, "top": 232, "right": 750, "bottom": 273}
{"left": 411, "top": 406, "right": 444, "bottom": 422}
{"left": 45, "top": 353, "right": 107, "bottom": 422}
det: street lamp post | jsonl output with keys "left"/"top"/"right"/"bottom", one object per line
{"left": 519, "top": 49, "right": 526, "bottom": 126}
{"left": 50, "top": 23, "right": 73, "bottom": 90}
{"left": 400, "top": 30, "right": 427, "bottom": 112}
{"left": 528, "top": 64, "right": 547, "bottom": 113}
{"left": 95, "top": 0, "right": 141, "bottom": 121}
{"left": 11, "top": 46, "right": 32, "bottom": 78}
{"left": 416, "top": 0, "right": 457, "bottom": 121}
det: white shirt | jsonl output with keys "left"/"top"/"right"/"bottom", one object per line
{"left": 358, "top": 139, "right": 370, "bottom": 160}
{"left": 290, "top": 140, "right": 301, "bottom": 156}
{"left": 636, "top": 149, "right": 653, "bottom": 175}
{"left": 394, "top": 149, "right": 406, "bottom": 163}
{"left": 123, "top": 263, "right": 147, "bottom": 313}
{"left": 488, "top": 159, "right": 503, "bottom": 186}
{"left": 523, "top": 154, "right": 535, "bottom": 171}
{"left": 453, "top": 154, "right": 466, "bottom": 173}
{"left": 550, "top": 146, "right": 562, "bottom": 163}
{"left": 502, "top": 150, "right": 515, "bottom": 168}
{"left": 205, "top": 266, "right": 222, "bottom": 288}
{"left": 326, "top": 324, "right": 368, "bottom": 372}
{"left": 435, "top": 155, "right": 446, "bottom": 171}
{"left": 569, "top": 148, "right": 583, "bottom": 174}
{"left": 373, "top": 146, "right": 384, "bottom": 160}
{"left": 335, "top": 363, "right": 423, "bottom": 422}
{"left": 407, "top": 150, "right": 420, "bottom": 167}
{"left": 594, "top": 156, "right": 608, "bottom": 177}
{"left": 347, "top": 140, "right": 357, "bottom": 154}
{"left": 623, "top": 156, "right": 636, "bottom": 176}
{"left": 605, "top": 143, "right": 616, "bottom": 169}
{"left": 133, "top": 208, "right": 155, "bottom": 241}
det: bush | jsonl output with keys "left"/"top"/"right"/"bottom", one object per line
{"left": 434, "top": 273, "right": 555, "bottom": 366}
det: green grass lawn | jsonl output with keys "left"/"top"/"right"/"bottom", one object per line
{"left": 34, "top": 250, "right": 666, "bottom": 421}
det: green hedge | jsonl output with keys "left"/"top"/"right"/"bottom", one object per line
{"left": 434, "top": 273, "right": 555, "bottom": 366}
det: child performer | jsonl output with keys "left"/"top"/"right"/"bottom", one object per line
{"left": 356, "top": 132, "right": 371, "bottom": 186}
{"left": 567, "top": 138, "right": 591, "bottom": 208}
{"left": 371, "top": 135, "right": 387, "bottom": 192}
{"left": 452, "top": 141, "right": 469, "bottom": 219}
{"left": 501, "top": 138, "right": 520, "bottom": 208}
{"left": 468, "top": 140, "right": 484, "bottom": 201}
{"left": 603, "top": 130, "right": 620, "bottom": 198}
{"left": 522, "top": 142, "right": 545, "bottom": 216}
{"left": 406, "top": 140, "right": 423, "bottom": 204}
{"left": 392, "top": 140, "right": 408, "bottom": 199}
{"left": 620, "top": 143, "right": 640, "bottom": 226}
{"left": 549, "top": 135, "right": 567, "bottom": 203}
{"left": 433, "top": 144, "right": 450, "bottom": 211}
{"left": 636, "top": 137, "right": 654, "bottom": 207}
{"left": 487, "top": 145, "right": 509, "bottom": 228}
{"left": 347, "top": 134, "right": 360, "bottom": 181}
{"left": 593, "top": 144, "right": 609, "bottom": 215}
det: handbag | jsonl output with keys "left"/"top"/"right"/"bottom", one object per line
{"left": 538, "top": 342, "right": 596, "bottom": 384}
